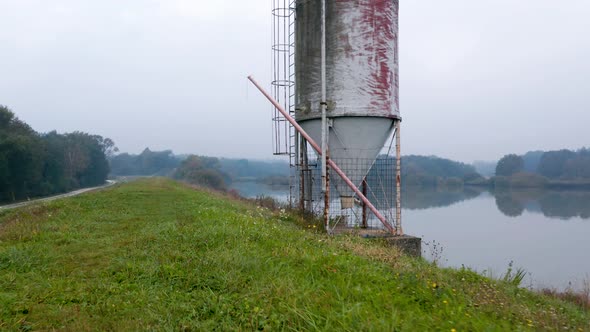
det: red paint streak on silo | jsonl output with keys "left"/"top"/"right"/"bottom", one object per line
{"left": 295, "top": 0, "right": 400, "bottom": 120}
{"left": 360, "top": 0, "right": 399, "bottom": 113}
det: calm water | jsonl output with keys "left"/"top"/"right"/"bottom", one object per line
{"left": 405, "top": 190, "right": 590, "bottom": 291}
{"left": 231, "top": 182, "right": 590, "bottom": 291}
{"left": 229, "top": 181, "right": 290, "bottom": 203}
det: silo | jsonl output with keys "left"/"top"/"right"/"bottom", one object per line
{"left": 295, "top": 0, "right": 400, "bottom": 204}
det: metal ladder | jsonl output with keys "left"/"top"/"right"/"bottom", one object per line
{"left": 271, "top": 0, "right": 297, "bottom": 206}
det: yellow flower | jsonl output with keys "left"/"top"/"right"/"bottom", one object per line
{"left": 443, "top": 300, "right": 448, "bottom": 304}
{"left": 451, "top": 329, "right": 456, "bottom": 332}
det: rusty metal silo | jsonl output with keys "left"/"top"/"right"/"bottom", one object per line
{"left": 295, "top": 0, "right": 401, "bottom": 203}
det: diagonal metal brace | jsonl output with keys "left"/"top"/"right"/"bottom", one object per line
{"left": 248, "top": 75, "right": 396, "bottom": 234}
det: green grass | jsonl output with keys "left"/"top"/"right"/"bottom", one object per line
{"left": 0, "top": 178, "right": 588, "bottom": 331}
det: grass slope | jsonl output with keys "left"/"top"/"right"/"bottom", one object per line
{"left": 0, "top": 179, "right": 588, "bottom": 331}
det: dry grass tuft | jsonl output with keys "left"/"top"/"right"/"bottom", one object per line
{"left": 541, "top": 286, "right": 590, "bottom": 311}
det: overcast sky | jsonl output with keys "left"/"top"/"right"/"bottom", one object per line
{"left": 1, "top": 0, "right": 589, "bottom": 163}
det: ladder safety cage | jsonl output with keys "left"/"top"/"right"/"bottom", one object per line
{"left": 272, "top": 0, "right": 298, "bottom": 208}
{"left": 271, "top": 0, "right": 296, "bottom": 160}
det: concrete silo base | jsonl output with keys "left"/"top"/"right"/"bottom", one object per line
{"left": 378, "top": 235, "right": 422, "bottom": 258}
{"left": 332, "top": 227, "right": 422, "bottom": 257}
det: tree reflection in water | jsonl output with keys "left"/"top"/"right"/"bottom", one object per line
{"left": 403, "top": 186, "right": 590, "bottom": 220}
{"left": 402, "top": 186, "right": 484, "bottom": 210}
{"left": 493, "top": 189, "right": 590, "bottom": 220}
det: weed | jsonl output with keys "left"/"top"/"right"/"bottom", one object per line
{"left": 422, "top": 239, "right": 445, "bottom": 266}
{"left": 541, "top": 277, "right": 590, "bottom": 310}
{"left": 502, "top": 260, "right": 528, "bottom": 287}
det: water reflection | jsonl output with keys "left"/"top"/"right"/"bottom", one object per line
{"left": 402, "top": 186, "right": 590, "bottom": 221}
{"left": 493, "top": 189, "right": 590, "bottom": 220}
{"left": 402, "top": 187, "right": 484, "bottom": 210}
{"left": 229, "top": 181, "right": 290, "bottom": 203}
{"left": 231, "top": 180, "right": 590, "bottom": 221}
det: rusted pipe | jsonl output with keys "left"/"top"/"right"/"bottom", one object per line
{"left": 248, "top": 75, "right": 395, "bottom": 234}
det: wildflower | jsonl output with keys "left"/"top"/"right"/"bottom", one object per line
{"left": 432, "top": 282, "right": 438, "bottom": 288}
{"left": 443, "top": 300, "right": 448, "bottom": 304}
{"left": 451, "top": 329, "right": 456, "bottom": 332}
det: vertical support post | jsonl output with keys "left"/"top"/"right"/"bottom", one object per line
{"left": 299, "top": 136, "right": 306, "bottom": 211}
{"left": 320, "top": 0, "right": 330, "bottom": 233}
{"left": 395, "top": 120, "right": 403, "bottom": 235}
{"left": 324, "top": 150, "right": 330, "bottom": 233}
{"left": 362, "top": 179, "right": 368, "bottom": 228}
{"left": 293, "top": 131, "right": 300, "bottom": 209}
{"left": 320, "top": 0, "right": 328, "bottom": 194}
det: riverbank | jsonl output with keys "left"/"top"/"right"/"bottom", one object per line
{"left": 0, "top": 179, "right": 588, "bottom": 330}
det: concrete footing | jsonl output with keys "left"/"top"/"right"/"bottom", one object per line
{"left": 356, "top": 232, "right": 422, "bottom": 257}
{"left": 378, "top": 235, "right": 422, "bottom": 258}
{"left": 331, "top": 227, "right": 422, "bottom": 257}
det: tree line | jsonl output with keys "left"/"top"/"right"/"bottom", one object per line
{"left": 109, "top": 150, "right": 290, "bottom": 190}
{"left": 0, "top": 106, "right": 114, "bottom": 203}
{"left": 368, "top": 155, "right": 483, "bottom": 188}
{"left": 494, "top": 148, "right": 590, "bottom": 188}
{"left": 497, "top": 148, "right": 590, "bottom": 179}
{"left": 109, "top": 148, "right": 180, "bottom": 176}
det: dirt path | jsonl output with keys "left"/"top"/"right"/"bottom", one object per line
{"left": 0, "top": 180, "right": 116, "bottom": 211}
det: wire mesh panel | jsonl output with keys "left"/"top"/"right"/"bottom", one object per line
{"left": 293, "top": 142, "right": 399, "bottom": 232}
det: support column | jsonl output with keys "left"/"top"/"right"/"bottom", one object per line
{"left": 362, "top": 179, "right": 368, "bottom": 228}
{"left": 324, "top": 150, "right": 330, "bottom": 233}
{"left": 395, "top": 120, "right": 402, "bottom": 235}
{"left": 320, "top": 0, "right": 330, "bottom": 233}
{"left": 299, "top": 136, "right": 306, "bottom": 211}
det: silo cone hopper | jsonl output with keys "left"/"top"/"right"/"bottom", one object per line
{"left": 300, "top": 118, "right": 395, "bottom": 208}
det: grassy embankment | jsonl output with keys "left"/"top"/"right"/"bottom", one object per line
{"left": 0, "top": 179, "right": 588, "bottom": 330}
